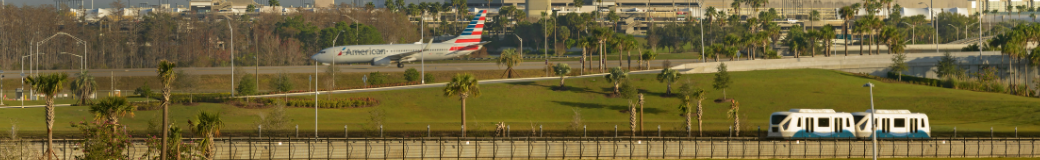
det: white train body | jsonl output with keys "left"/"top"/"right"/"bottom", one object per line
{"left": 852, "top": 109, "right": 931, "bottom": 139}
{"left": 768, "top": 109, "right": 856, "bottom": 139}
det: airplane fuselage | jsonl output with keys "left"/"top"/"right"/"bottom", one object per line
{"left": 311, "top": 43, "right": 482, "bottom": 64}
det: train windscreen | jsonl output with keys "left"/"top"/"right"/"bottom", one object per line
{"left": 771, "top": 115, "right": 788, "bottom": 125}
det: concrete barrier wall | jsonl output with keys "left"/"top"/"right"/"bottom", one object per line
{"left": 673, "top": 51, "right": 1009, "bottom": 79}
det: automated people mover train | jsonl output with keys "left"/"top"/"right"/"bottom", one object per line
{"left": 769, "top": 109, "right": 930, "bottom": 139}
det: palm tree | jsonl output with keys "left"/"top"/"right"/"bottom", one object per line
{"left": 553, "top": 63, "right": 572, "bottom": 89}
{"left": 88, "top": 97, "right": 136, "bottom": 131}
{"left": 656, "top": 68, "right": 681, "bottom": 95}
{"left": 844, "top": 3, "right": 862, "bottom": 56}
{"left": 604, "top": 67, "right": 628, "bottom": 95}
{"left": 623, "top": 36, "right": 638, "bottom": 70}
{"left": 677, "top": 84, "right": 705, "bottom": 137}
{"left": 854, "top": 19, "right": 869, "bottom": 55}
{"left": 641, "top": 50, "right": 657, "bottom": 70}
{"left": 821, "top": 25, "right": 837, "bottom": 57}
{"left": 156, "top": 60, "right": 177, "bottom": 160}
{"left": 880, "top": 26, "right": 906, "bottom": 55}
{"left": 577, "top": 38, "right": 593, "bottom": 74}
{"left": 70, "top": 70, "right": 97, "bottom": 106}
{"left": 725, "top": 99, "right": 741, "bottom": 136}
{"left": 497, "top": 48, "right": 522, "bottom": 78}
{"left": 190, "top": 111, "right": 224, "bottom": 160}
{"left": 839, "top": 6, "right": 855, "bottom": 56}
{"left": 24, "top": 73, "right": 69, "bottom": 159}
{"left": 444, "top": 73, "right": 480, "bottom": 137}
{"left": 692, "top": 87, "right": 707, "bottom": 136}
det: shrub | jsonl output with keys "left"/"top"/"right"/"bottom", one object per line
{"left": 169, "top": 93, "right": 232, "bottom": 103}
{"left": 423, "top": 73, "right": 436, "bottom": 83}
{"left": 367, "top": 72, "right": 388, "bottom": 85}
{"left": 404, "top": 68, "right": 421, "bottom": 82}
{"left": 269, "top": 72, "right": 294, "bottom": 93}
{"left": 236, "top": 74, "right": 258, "bottom": 95}
{"left": 280, "top": 98, "right": 380, "bottom": 109}
{"left": 134, "top": 84, "right": 152, "bottom": 98}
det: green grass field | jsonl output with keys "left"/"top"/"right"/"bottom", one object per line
{"left": 2, "top": 69, "right": 1038, "bottom": 137}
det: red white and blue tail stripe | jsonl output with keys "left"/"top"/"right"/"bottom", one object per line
{"left": 442, "top": 9, "right": 487, "bottom": 44}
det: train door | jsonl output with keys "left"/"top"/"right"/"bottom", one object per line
{"left": 804, "top": 117, "right": 815, "bottom": 133}
{"left": 834, "top": 117, "right": 844, "bottom": 133}
{"left": 909, "top": 118, "right": 918, "bottom": 133}
{"left": 880, "top": 118, "right": 890, "bottom": 134}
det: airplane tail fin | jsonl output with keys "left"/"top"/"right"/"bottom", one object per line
{"left": 442, "top": 9, "right": 487, "bottom": 44}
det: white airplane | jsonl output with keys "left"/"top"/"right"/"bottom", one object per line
{"left": 311, "top": 10, "right": 491, "bottom": 68}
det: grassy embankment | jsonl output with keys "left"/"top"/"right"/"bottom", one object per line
{"left": 2, "top": 69, "right": 1039, "bottom": 137}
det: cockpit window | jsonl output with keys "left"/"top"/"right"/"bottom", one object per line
{"left": 318, "top": 51, "right": 326, "bottom": 54}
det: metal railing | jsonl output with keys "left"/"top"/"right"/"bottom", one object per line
{"left": 2, "top": 136, "right": 1037, "bottom": 159}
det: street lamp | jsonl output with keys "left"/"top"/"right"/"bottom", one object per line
{"left": 965, "top": 22, "right": 979, "bottom": 41}
{"left": 901, "top": 22, "right": 916, "bottom": 44}
{"left": 331, "top": 30, "right": 344, "bottom": 93}
{"left": 514, "top": 34, "right": 523, "bottom": 57}
{"left": 225, "top": 15, "right": 236, "bottom": 97}
{"left": 59, "top": 52, "right": 86, "bottom": 72}
{"left": 698, "top": 0, "right": 706, "bottom": 62}
{"left": 254, "top": 56, "right": 258, "bottom": 96}
{"left": 314, "top": 59, "right": 319, "bottom": 138}
{"left": 946, "top": 24, "right": 959, "bottom": 41}
{"left": 864, "top": 82, "right": 878, "bottom": 160}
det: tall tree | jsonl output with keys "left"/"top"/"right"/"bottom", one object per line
{"left": 656, "top": 68, "right": 681, "bottom": 95}
{"left": 713, "top": 63, "right": 732, "bottom": 99}
{"left": 71, "top": 70, "right": 97, "bottom": 106}
{"left": 497, "top": 48, "right": 522, "bottom": 78}
{"left": 190, "top": 112, "right": 224, "bottom": 160}
{"left": 443, "top": 73, "right": 481, "bottom": 137}
{"left": 604, "top": 67, "right": 629, "bottom": 95}
{"left": 839, "top": 5, "right": 857, "bottom": 56}
{"left": 24, "top": 73, "right": 70, "bottom": 160}
{"left": 156, "top": 60, "right": 177, "bottom": 160}
{"left": 553, "top": 63, "right": 572, "bottom": 89}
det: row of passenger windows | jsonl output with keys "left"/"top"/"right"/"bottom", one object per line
{"left": 387, "top": 49, "right": 449, "bottom": 52}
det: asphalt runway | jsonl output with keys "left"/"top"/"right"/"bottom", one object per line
{"left": 13, "top": 137, "right": 1040, "bottom": 159}
{"left": 0, "top": 59, "right": 703, "bottom": 78}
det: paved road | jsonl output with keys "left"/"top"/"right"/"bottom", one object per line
{"left": 0, "top": 59, "right": 702, "bottom": 78}
{"left": 12, "top": 138, "right": 1039, "bottom": 159}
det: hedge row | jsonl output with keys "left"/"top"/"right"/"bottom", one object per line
{"left": 266, "top": 82, "right": 421, "bottom": 94}
{"left": 281, "top": 98, "right": 380, "bottom": 109}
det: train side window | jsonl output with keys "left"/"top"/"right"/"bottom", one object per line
{"left": 922, "top": 119, "right": 927, "bottom": 128}
{"left": 796, "top": 117, "right": 801, "bottom": 127}
{"left": 818, "top": 117, "right": 830, "bottom": 127}
{"left": 894, "top": 118, "right": 906, "bottom": 128}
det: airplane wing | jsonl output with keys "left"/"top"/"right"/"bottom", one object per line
{"left": 388, "top": 39, "right": 435, "bottom": 61}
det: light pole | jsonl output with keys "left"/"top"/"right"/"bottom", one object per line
{"left": 314, "top": 59, "right": 319, "bottom": 138}
{"left": 965, "top": 22, "right": 979, "bottom": 41}
{"left": 331, "top": 30, "right": 343, "bottom": 92}
{"left": 514, "top": 34, "right": 523, "bottom": 57}
{"left": 901, "top": 22, "right": 916, "bottom": 44}
{"left": 946, "top": 24, "right": 959, "bottom": 41}
{"left": 864, "top": 82, "right": 878, "bottom": 160}
{"left": 931, "top": 0, "right": 938, "bottom": 53}
{"left": 254, "top": 56, "right": 258, "bottom": 95}
{"left": 699, "top": 0, "right": 705, "bottom": 62}
{"left": 225, "top": 16, "right": 235, "bottom": 97}
{"left": 59, "top": 52, "right": 86, "bottom": 72}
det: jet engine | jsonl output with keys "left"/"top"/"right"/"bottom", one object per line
{"left": 371, "top": 57, "right": 393, "bottom": 66}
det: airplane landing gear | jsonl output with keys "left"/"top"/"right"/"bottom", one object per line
{"left": 397, "top": 63, "right": 404, "bottom": 68}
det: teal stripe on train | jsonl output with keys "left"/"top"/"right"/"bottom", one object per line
{"left": 792, "top": 130, "right": 856, "bottom": 138}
